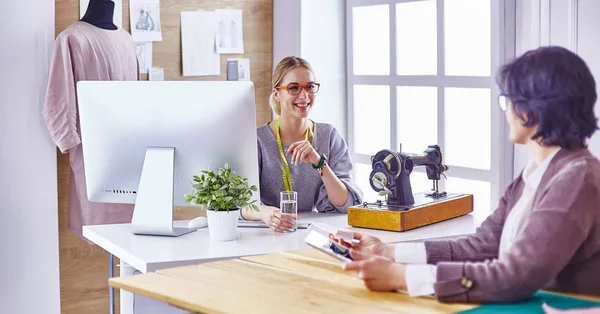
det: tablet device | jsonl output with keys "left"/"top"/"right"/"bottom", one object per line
{"left": 304, "top": 230, "right": 353, "bottom": 262}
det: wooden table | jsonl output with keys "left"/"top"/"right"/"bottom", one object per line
{"left": 109, "top": 248, "right": 600, "bottom": 313}
{"left": 109, "top": 248, "right": 479, "bottom": 313}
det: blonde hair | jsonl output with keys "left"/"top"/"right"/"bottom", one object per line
{"left": 269, "top": 56, "right": 315, "bottom": 116}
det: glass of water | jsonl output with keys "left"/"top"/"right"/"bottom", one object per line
{"left": 280, "top": 191, "right": 298, "bottom": 232}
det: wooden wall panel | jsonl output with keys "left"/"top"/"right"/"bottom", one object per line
{"left": 55, "top": 0, "right": 272, "bottom": 312}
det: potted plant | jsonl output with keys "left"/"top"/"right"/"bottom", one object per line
{"left": 185, "top": 163, "right": 259, "bottom": 241}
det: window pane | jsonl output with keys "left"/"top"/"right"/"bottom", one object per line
{"left": 444, "top": 0, "right": 491, "bottom": 76}
{"left": 354, "top": 163, "right": 379, "bottom": 202}
{"left": 396, "top": 1, "right": 437, "bottom": 75}
{"left": 445, "top": 177, "right": 490, "bottom": 222}
{"left": 444, "top": 88, "right": 490, "bottom": 170}
{"left": 397, "top": 86, "right": 437, "bottom": 155}
{"left": 353, "top": 5, "right": 390, "bottom": 75}
{"left": 353, "top": 85, "right": 390, "bottom": 155}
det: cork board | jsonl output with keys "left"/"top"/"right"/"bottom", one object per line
{"left": 55, "top": 0, "right": 272, "bottom": 312}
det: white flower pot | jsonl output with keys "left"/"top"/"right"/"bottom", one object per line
{"left": 206, "top": 208, "right": 239, "bottom": 242}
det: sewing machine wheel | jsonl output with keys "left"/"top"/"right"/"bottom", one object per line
{"left": 370, "top": 150, "right": 402, "bottom": 179}
{"left": 371, "top": 172, "right": 393, "bottom": 196}
{"left": 371, "top": 172, "right": 387, "bottom": 189}
{"left": 369, "top": 150, "right": 403, "bottom": 194}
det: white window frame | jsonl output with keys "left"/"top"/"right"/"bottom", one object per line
{"left": 346, "top": 0, "right": 516, "bottom": 217}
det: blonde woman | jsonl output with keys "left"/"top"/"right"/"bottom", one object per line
{"left": 241, "top": 56, "right": 362, "bottom": 232}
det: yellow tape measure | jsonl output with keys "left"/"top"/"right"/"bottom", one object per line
{"left": 275, "top": 119, "right": 313, "bottom": 192}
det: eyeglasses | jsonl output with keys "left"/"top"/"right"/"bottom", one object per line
{"left": 275, "top": 83, "right": 321, "bottom": 95}
{"left": 497, "top": 93, "right": 510, "bottom": 112}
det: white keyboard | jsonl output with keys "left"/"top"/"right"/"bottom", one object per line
{"left": 238, "top": 220, "right": 311, "bottom": 229}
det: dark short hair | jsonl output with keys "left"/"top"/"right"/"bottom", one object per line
{"left": 497, "top": 46, "right": 598, "bottom": 150}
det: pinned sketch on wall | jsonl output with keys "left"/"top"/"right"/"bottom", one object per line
{"left": 129, "top": 0, "right": 163, "bottom": 42}
{"left": 236, "top": 58, "right": 251, "bottom": 80}
{"left": 80, "top": 0, "right": 123, "bottom": 29}
{"left": 134, "top": 42, "right": 153, "bottom": 74}
{"left": 149, "top": 67, "right": 164, "bottom": 81}
{"left": 215, "top": 9, "right": 244, "bottom": 54}
{"left": 181, "top": 11, "right": 220, "bottom": 76}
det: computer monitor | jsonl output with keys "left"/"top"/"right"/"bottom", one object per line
{"left": 76, "top": 81, "right": 260, "bottom": 237}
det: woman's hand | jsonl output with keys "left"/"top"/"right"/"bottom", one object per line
{"left": 329, "top": 232, "right": 394, "bottom": 261}
{"left": 342, "top": 251, "right": 407, "bottom": 292}
{"left": 259, "top": 205, "right": 296, "bottom": 232}
{"left": 286, "top": 140, "right": 320, "bottom": 166}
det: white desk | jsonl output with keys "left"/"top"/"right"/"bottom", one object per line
{"left": 83, "top": 212, "right": 481, "bottom": 314}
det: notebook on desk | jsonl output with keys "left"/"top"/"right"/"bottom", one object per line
{"left": 238, "top": 220, "right": 311, "bottom": 229}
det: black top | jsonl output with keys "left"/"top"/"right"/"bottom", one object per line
{"left": 81, "top": 0, "right": 117, "bottom": 30}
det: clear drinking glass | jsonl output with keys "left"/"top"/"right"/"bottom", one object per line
{"left": 280, "top": 191, "right": 298, "bottom": 232}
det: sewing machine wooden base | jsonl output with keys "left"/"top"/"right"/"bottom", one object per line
{"left": 348, "top": 192, "right": 473, "bottom": 232}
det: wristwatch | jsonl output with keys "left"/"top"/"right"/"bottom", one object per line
{"left": 312, "top": 153, "right": 328, "bottom": 176}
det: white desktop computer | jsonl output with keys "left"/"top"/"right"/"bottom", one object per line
{"left": 76, "top": 81, "right": 260, "bottom": 236}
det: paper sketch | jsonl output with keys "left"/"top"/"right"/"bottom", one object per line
{"left": 215, "top": 9, "right": 244, "bottom": 54}
{"left": 80, "top": 0, "right": 123, "bottom": 29}
{"left": 237, "top": 58, "right": 250, "bottom": 80}
{"left": 129, "top": 0, "right": 163, "bottom": 42}
{"left": 149, "top": 67, "right": 164, "bottom": 81}
{"left": 134, "top": 42, "right": 153, "bottom": 74}
{"left": 181, "top": 11, "right": 220, "bottom": 76}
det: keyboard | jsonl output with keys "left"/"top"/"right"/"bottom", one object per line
{"left": 238, "top": 220, "right": 311, "bottom": 229}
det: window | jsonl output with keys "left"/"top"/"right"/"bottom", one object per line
{"left": 347, "top": 0, "right": 510, "bottom": 221}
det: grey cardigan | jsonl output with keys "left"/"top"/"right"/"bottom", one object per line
{"left": 425, "top": 148, "right": 600, "bottom": 303}
{"left": 256, "top": 122, "right": 362, "bottom": 213}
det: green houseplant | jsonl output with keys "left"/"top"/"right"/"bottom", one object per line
{"left": 185, "top": 163, "right": 259, "bottom": 241}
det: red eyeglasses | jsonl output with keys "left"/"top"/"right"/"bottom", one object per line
{"left": 275, "top": 83, "right": 321, "bottom": 95}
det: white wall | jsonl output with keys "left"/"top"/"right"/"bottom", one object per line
{"left": 273, "top": 0, "right": 301, "bottom": 67}
{"left": 512, "top": 0, "right": 539, "bottom": 177}
{"left": 0, "top": 0, "right": 60, "bottom": 313}
{"left": 273, "top": 0, "right": 347, "bottom": 139}
{"left": 300, "top": 0, "right": 347, "bottom": 138}
{"left": 575, "top": 0, "right": 600, "bottom": 157}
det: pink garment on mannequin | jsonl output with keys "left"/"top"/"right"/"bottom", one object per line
{"left": 44, "top": 22, "right": 137, "bottom": 241}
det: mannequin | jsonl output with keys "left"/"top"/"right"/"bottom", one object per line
{"left": 81, "top": 0, "right": 117, "bottom": 30}
{"left": 44, "top": 3, "right": 137, "bottom": 241}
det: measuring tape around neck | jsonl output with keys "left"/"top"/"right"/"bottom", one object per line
{"left": 275, "top": 119, "right": 313, "bottom": 192}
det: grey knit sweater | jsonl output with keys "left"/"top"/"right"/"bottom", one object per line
{"left": 256, "top": 122, "right": 362, "bottom": 213}
{"left": 425, "top": 148, "right": 600, "bottom": 303}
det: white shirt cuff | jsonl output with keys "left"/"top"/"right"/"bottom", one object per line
{"left": 404, "top": 264, "right": 437, "bottom": 297}
{"left": 394, "top": 242, "right": 428, "bottom": 264}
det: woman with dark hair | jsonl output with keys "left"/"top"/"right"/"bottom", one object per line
{"left": 334, "top": 46, "right": 600, "bottom": 303}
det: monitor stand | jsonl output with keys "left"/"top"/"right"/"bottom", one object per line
{"left": 131, "top": 147, "right": 196, "bottom": 237}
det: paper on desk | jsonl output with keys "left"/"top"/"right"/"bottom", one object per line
{"left": 80, "top": 0, "right": 123, "bottom": 29}
{"left": 543, "top": 303, "right": 600, "bottom": 314}
{"left": 181, "top": 11, "right": 220, "bottom": 76}
{"left": 310, "top": 223, "right": 357, "bottom": 244}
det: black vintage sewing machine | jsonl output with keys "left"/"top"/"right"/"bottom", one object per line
{"left": 348, "top": 145, "right": 473, "bottom": 232}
